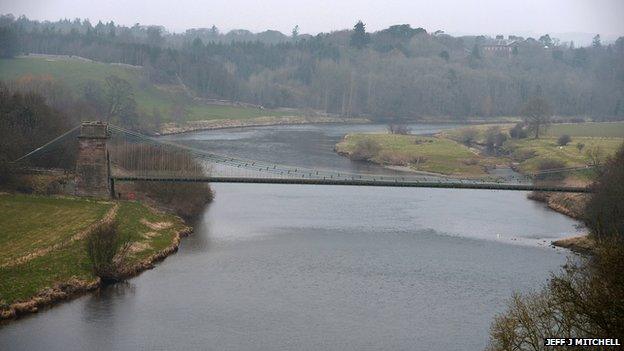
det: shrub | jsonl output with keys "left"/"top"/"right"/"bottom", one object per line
{"left": 509, "top": 123, "right": 527, "bottom": 139}
{"left": 557, "top": 134, "right": 572, "bottom": 146}
{"left": 458, "top": 128, "right": 479, "bottom": 146}
{"left": 488, "top": 242, "right": 624, "bottom": 350}
{"left": 576, "top": 142, "right": 585, "bottom": 153}
{"left": 377, "top": 150, "right": 420, "bottom": 166}
{"left": 584, "top": 143, "right": 624, "bottom": 240}
{"left": 85, "top": 220, "right": 128, "bottom": 283}
{"left": 485, "top": 126, "right": 508, "bottom": 154}
{"left": 387, "top": 123, "right": 411, "bottom": 135}
{"left": 350, "top": 139, "right": 381, "bottom": 161}
{"left": 136, "top": 182, "right": 214, "bottom": 219}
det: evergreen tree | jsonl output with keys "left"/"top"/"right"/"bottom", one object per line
{"left": 593, "top": 34, "right": 602, "bottom": 48}
{"left": 350, "top": 20, "right": 370, "bottom": 49}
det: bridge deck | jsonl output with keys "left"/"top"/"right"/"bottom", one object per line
{"left": 111, "top": 176, "right": 591, "bottom": 193}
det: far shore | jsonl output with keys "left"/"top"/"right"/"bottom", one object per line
{"left": 157, "top": 116, "right": 531, "bottom": 136}
{"left": 158, "top": 116, "right": 372, "bottom": 135}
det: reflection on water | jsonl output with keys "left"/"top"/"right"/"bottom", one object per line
{"left": 0, "top": 124, "right": 581, "bottom": 351}
{"left": 0, "top": 183, "right": 579, "bottom": 351}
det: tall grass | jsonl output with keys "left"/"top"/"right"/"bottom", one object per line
{"left": 109, "top": 143, "right": 214, "bottom": 219}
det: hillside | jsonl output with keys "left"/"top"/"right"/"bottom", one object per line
{"left": 0, "top": 55, "right": 294, "bottom": 123}
{"left": 3, "top": 16, "right": 623, "bottom": 121}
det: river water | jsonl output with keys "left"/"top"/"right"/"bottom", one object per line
{"left": 0, "top": 124, "right": 582, "bottom": 350}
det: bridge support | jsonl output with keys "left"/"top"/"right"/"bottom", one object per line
{"left": 75, "top": 121, "right": 111, "bottom": 198}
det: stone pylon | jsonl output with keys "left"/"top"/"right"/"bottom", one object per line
{"left": 75, "top": 121, "right": 111, "bottom": 198}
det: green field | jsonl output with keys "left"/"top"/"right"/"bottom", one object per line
{"left": 0, "top": 56, "right": 292, "bottom": 122}
{"left": 336, "top": 133, "right": 495, "bottom": 176}
{"left": 337, "top": 124, "right": 624, "bottom": 179}
{"left": 442, "top": 123, "right": 623, "bottom": 173}
{"left": 545, "top": 122, "right": 624, "bottom": 138}
{"left": 0, "top": 194, "right": 186, "bottom": 305}
{"left": 507, "top": 137, "right": 623, "bottom": 173}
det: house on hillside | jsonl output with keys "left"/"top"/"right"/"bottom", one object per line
{"left": 482, "top": 36, "right": 519, "bottom": 57}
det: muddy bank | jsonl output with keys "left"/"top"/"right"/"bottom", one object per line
{"left": 551, "top": 235, "right": 595, "bottom": 254}
{"left": 159, "top": 116, "right": 371, "bottom": 135}
{"left": 0, "top": 217, "right": 192, "bottom": 322}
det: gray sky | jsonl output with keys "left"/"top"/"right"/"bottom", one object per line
{"left": 2, "top": 0, "right": 623, "bottom": 39}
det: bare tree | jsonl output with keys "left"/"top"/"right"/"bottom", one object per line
{"left": 522, "top": 96, "right": 552, "bottom": 139}
{"left": 105, "top": 75, "right": 136, "bottom": 123}
{"left": 586, "top": 145, "right": 604, "bottom": 168}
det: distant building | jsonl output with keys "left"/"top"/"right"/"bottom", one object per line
{"left": 481, "top": 36, "right": 519, "bottom": 57}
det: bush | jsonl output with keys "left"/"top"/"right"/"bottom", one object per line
{"left": 136, "top": 182, "right": 214, "bottom": 219}
{"left": 557, "top": 134, "right": 572, "bottom": 146}
{"left": 488, "top": 242, "right": 624, "bottom": 350}
{"left": 387, "top": 123, "right": 411, "bottom": 135}
{"left": 584, "top": 143, "right": 624, "bottom": 240}
{"left": 485, "top": 126, "right": 508, "bottom": 154}
{"left": 509, "top": 123, "right": 527, "bottom": 139}
{"left": 350, "top": 139, "right": 381, "bottom": 161}
{"left": 85, "top": 220, "right": 128, "bottom": 283}
{"left": 458, "top": 128, "right": 479, "bottom": 146}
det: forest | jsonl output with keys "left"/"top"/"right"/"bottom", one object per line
{"left": 1, "top": 14, "right": 624, "bottom": 121}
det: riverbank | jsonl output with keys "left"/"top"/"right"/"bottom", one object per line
{"left": 527, "top": 190, "right": 595, "bottom": 253}
{"left": 159, "top": 115, "right": 371, "bottom": 135}
{"left": 0, "top": 193, "right": 191, "bottom": 321}
{"left": 333, "top": 124, "right": 623, "bottom": 254}
{"left": 335, "top": 132, "right": 502, "bottom": 177}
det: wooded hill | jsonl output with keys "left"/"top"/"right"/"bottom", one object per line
{"left": 1, "top": 14, "right": 623, "bottom": 121}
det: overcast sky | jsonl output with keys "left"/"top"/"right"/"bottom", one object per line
{"left": 2, "top": 0, "right": 623, "bottom": 38}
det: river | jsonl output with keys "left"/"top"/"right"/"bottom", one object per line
{"left": 0, "top": 123, "right": 582, "bottom": 350}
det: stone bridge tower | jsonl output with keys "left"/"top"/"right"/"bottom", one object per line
{"left": 75, "top": 121, "right": 111, "bottom": 198}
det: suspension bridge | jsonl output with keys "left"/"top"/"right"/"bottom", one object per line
{"left": 13, "top": 122, "right": 593, "bottom": 197}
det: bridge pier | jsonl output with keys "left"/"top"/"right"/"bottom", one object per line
{"left": 75, "top": 121, "right": 112, "bottom": 198}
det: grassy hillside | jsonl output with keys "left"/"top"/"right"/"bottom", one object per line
{"left": 0, "top": 56, "right": 293, "bottom": 122}
{"left": 0, "top": 194, "right": 186, "bottom": 306}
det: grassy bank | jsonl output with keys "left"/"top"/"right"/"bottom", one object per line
{"left": 0, "top": 193, "right": 188, "bottom": 315}
{"left": 0, "top": 56, "right": 293, "bottom": 122}
{"left": 335, "top": 133, "right": 497, "bottom": 177}
{"left": 336, "top": 122, "right": 623, "bottom": 179}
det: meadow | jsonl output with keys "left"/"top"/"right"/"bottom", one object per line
{"left": 335, "top": 133, "right": 494, "bottom": 176}
{"left": 337, "top": 122, "right": 624, "bottom": 178}
{"left": 0, "top": 193, "right": 186, "bottom": 305}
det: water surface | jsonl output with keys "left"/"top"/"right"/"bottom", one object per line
{"left": 0, "top": 124, "right": 581, "bottom": 350}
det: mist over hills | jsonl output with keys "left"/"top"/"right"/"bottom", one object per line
{"left": 1, "top": 14, "right": 623, "bottom": 122}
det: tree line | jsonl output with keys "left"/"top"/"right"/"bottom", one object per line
{"left": 1, "top": 14, "right": 624, "bottom": 121}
